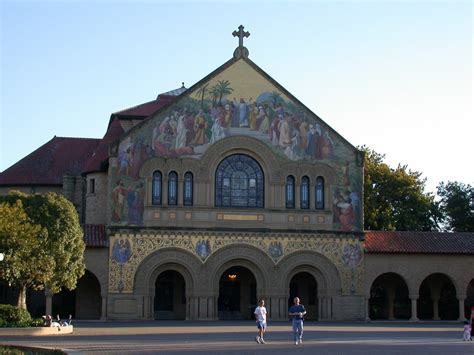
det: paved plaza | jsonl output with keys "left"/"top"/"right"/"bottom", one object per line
{"left": 1, "top": 321, "right": 473, "bottom": 355}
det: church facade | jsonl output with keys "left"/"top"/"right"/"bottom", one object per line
{"left": 1, "top": 27, "right": 473, "bottom": 322}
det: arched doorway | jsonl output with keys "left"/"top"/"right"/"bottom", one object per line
{"left": 76, "top": 270, "right": 101, "bottom": 319}
{"left": 218, "top": 266, "right": 257, "bottom": 320}
{"left": 52, "top": 289, "right": 75, "bottom": 319}
{"left": 288, "top": 272, "right": 318, "bottom": 320}
{"left": 154, "top": 270, "right": 186, "bottom": 320}
{"left": 369, "top": 273, "right": 410, "bottom": 320}
{"left": 418, "top": 273, "right": 458, "bottom": 320}
{"left": 464, "top": 279, "right": 474, "bottom": 319}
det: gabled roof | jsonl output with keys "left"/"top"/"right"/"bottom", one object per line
{"left": 108, "top": 86, "right": 185, "bottom": 127}
{"left": 0, "top": 137, "right": 100, "bottom": 186}
{"left": 83, "top": 118, "right": 124, "bottom": 174}
{"left": 122, "top": 55, "right": 362, "bottom": 158}
{"left": 364, "top": 231, "right": 474, "bottom": 255}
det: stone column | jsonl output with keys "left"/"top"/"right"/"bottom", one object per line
{"left": 432, "top": 295, "right": 440, "bottom": 320}
{"left": 365, "top": 296, "right": 371, "bottom": 322}
{"left": 208, "top": 295, "right": 215, "bottom": 320}
{"left": 387, "top": 286, "right": 396, "bottom": 320}
{"left": 177, "top": 178, "right": 183, "bottom": 207}
{"left": 430, "top": 283, "right": 441, "bottom": 320}
{"left": 189, "top": 295, "right": 197, "bottom": 320}
{"left": 280, "top": 296, "right": 287, "bottom": 321}
{"left": 295, "top": 181, "right": 300, "bottom": 209}
{"left": 162, "top": 177, "right": 168, "bottom": 206}
{"left": 409, "top": 294, "right": 419, "bottom": 322}
{"left": 45, "top": 290, "right": 53, "bottom": 316}
{"left": 457, "top": 295, "right": 466, "bottom": 321}
{"left": 321, "top": 296, "right": 328, "bottom": 320}
{"left": 266, "top": 294, "right": 285, "bottom": 320}
{"left": 100, "top": 292, "right": 107, "bottom": 320}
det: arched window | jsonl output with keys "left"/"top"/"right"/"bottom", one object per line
{"left": 215, "top": 154, "right": 264, "bottom": 208}
{"left": 152, "top": 171, "right": 162, "bottom": 205}
{"left": 286, "top": 175, "right": 295, "bottom": 208}
{"left": 168, "top": 171, "right": 178, "bottom": 206}
{"left": 315, "top": 176, "right": 324, "bottom": 209}
{"left": 183, "top": 172, "right": 193, "bottom": 206}
{"left": 300, "top": 176, "right": 310, "bottom": 209}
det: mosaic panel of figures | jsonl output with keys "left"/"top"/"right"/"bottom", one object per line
{"left": 110, "top": 59, "right": 362, "bottom": 231}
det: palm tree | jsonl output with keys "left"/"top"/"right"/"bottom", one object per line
{"left": 196, "top": 83, "right": 209, "bottom": 109}
{"left": 209, "top": 84, "right": 220, "bottom": 106}
{"left": 216, "top": 80, "right": 234, "bottom": 105}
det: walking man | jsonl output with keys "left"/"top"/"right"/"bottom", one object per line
{"left": 289, "top": 297, "right": 306, "bottom": 345}
{"left": 254, "top": 299, "right": 267, "bottom": 344}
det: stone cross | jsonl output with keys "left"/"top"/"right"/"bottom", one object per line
{"left": 232, "top": 25, "right": 250, "bottom": 48}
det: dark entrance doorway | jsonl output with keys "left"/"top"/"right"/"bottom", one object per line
{"left": 288, "top": 272, "right": 318, "bottom": 320}
{"left": 75, "top": 270, "right": 101, "bottom": 319}
{"left": 369, "top": 273, "right": 410, "bottom": 320}
{"left": 218, "top": 266, "right": 257, "bottom": 320}
{"left": 418, "top": 273, "right": 458, "bottom": 320}
{"left": 154, "top": 270, "right": 186, "bottom": 320}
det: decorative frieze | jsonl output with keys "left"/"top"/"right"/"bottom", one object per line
{"left": 108, "top": 230, "right": 364, "bottom": 295}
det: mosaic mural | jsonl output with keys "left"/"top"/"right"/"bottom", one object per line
{"left": 108, "top": 232, "right": 364, "bottom": 296}
{"left": 109, "top": 59, "right": 362, "bottom": 230}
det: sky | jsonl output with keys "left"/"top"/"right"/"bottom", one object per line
{"left": 1, "top": 0, "right": 472, "bottom": 194}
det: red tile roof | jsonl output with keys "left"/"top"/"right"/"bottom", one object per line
{"left": 83, "top": 117, "right": 124, "bottom": 173}
{"left": 112, "top": 92, "right": 182, "bottom": 118}
{"left": 83, "top": 224, "right": 107, "bottom": 247}
{"left": 364, "top": 231, "right": 474, "bottom": 255}
{"left": 0, "top": 137, "right": 100, "bottom": 186}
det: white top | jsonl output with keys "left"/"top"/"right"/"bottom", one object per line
{"left": 254, "top": 306, "right": 267, "bottom": 322}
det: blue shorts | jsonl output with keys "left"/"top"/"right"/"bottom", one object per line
{"left": 256, "top": 321, "right": 267, "bottom": 329}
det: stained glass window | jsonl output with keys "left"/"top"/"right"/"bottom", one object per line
{"left": 301, "top": 176, "right": 310, "bottom": 209}
{"left": 168, "top": 171, "right": 178, "bottom": 206}
{"left": 315, "top": 176, "right": 324, "bottom": 209}
{"left": 215, "top": 154, "right": 264, "bottom": 208}
{"left": 286, "top": 175, "right": 295, "bottom": 208}
{"left": 183, "top": 172, "right": 193, "bottom": 206}
{"left": 152, "top": 171, "right": 162, "bottom": 205}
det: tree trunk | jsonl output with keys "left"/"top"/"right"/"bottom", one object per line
{"left": 17, "top": 286, "right": 27, "bottom": 310}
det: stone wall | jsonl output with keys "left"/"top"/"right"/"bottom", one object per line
{"left": 85, "top": 173, "right": 108, "bottom": 224}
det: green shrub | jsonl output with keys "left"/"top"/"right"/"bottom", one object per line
{"left": 29, "top": 317, "right": 44, "bottom": 327}
{"left": 0, "top": 304, "right": 32, "bottom": 327}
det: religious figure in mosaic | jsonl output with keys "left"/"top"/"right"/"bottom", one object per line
{"left": 112, "top": 238, "right": 132, "bottom": 264}
{"left": 268, "top": 241, "right": 283, "bottom": 259}
{"left": 341, "top": 244, "right": 362, "bottom": 269}
{"left": 112, "top": 238, "right": 132, "bottom": 293}
{"left": 196, "top": 239, "right": 211, "bottom": 260}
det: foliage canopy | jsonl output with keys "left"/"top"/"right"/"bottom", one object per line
{"left": 361, "top": 146, "right": 442, "bottom": 231}
{"left": 0, "top": 191, "right": 85, "bottom": 308}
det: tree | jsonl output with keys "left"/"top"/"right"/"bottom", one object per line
{"left": 215, "top": 80, "right": 234, "bottom": 105}
{"left": 0, "top": 200, "right": 52, "bottom": 309}
{"left": 437, "top": 181, "right": 474, "bottom": 232}
{"left": 0, "top": 191, "right": 85, "bottom": 309}
{"left": 361, "top": 146, "right": 441, "bottom": 231}
{"left": 196, "top": 83, "right": 209, "bottom": 108}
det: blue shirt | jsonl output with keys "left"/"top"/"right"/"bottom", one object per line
{"left": 289, "top": 304, "right": 306, "bottom": 320}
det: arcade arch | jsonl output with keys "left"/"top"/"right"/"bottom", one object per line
{"left": 368, "top": 272, "right": 410, "bottom": 320}
{"left": 278, "top": 251, "right": 342, "bottom": 320}
{"left": 418, "top": 273, "right": 458, "bottom": 320}
{"left": 134, "top": 249, "right": 200, "bottom": 320}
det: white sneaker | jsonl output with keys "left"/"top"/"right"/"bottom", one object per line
{"left": 260, "top": 338, "right": 266, "bottom": 344}
{"left": 255, "top": 336, "right": 261, "bottom": 344}
{"left": 295, "top": 341, "right": 298, "bottom": 345}
{"left": 299, "top": 339, "right": 303, "bottom": 344}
